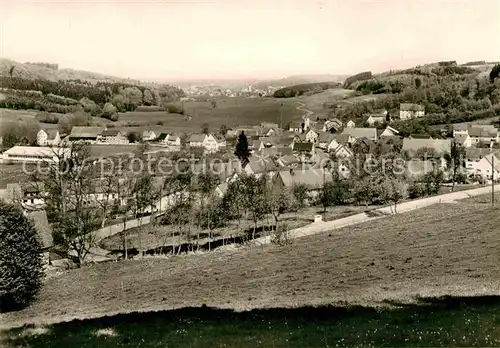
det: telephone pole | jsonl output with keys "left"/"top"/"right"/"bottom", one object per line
{"left": 492, "top": 154, "right": 495, "bottom": 207}
{"left": 280, "top": 102, "right": 284, "bottom": 129}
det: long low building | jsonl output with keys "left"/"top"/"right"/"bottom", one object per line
{"left": 1, "top": 146, "right": 71, "bottom": 163}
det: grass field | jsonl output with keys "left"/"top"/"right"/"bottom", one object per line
{"left": 295, "top": 88, "right": 356, "bottom": 117}
{"left": 2, "top": 192, "right": 500, "bottom": 339}
{"left": 2, "top": 95, "right": 304, "bottom": 136}
{"left": 4, "top": 296, "right": 500, "bottom": 347}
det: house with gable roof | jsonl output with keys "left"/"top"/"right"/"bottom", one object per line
{"left": 37, "top": 129, "right": 61, "bottom": 146}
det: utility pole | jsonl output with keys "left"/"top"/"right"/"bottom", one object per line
{"left": 492, "top": 154, "right": 495, "bottom": 207}
{"left": 323, "top": 165, "right": 327, "bottom": 221}
{"left": 280, "top": 102, "right": 284, "bottom": 130}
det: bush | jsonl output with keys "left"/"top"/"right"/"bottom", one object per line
{"left": 164, "top": 104, "right": 184, "bottom": 114}
{"left": 35, "top": 111, "right": 59, "bottom": 124}
{"left": 271, "top": 223, "right": 292, "bottom": 246}
{"left": 0, "top": 202, "right": 43, "bottom": 312}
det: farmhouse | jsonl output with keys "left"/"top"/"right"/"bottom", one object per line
{"left": 37, "top": 129, "right": 61, "bottom": 146}
{"left": 465, "top": 151, "right": 500, "bottom": 180}
{"left": 69, "top": 126, "right": 104, "bottom": 143}
{"left": 97, "top": 129, "right": 128, "bottom": 144}
{"left": 289, "top": 122, "right": 303, "bottom": 133}
{"left": 402, "top": 138, "right": 451, "bottom": 169}
{"left": 1, "top": 146, "right": 70, "bottom": 164}
{"left": 454, "top": 133, "right": 472, "bottom": 148}
{"left": 142, "top": 130, "right": 158, "bottom": 142}
{"left": 453, "top": 124, "right": 468, "bottom": 136}
{"left": 273, "top": 168, "right": 333, "bottom": 196}
{"left": 399, "top": 103, "right": 425, "bottom": 120}
{"left": 189, "top": 133, "right": 220, "bottom": 152}
{"left": 322, "top": 118, "right": 343, "bottom": 132}
{"left": 341, "top": 127, "right": 378, "bottom": 142}
{"left": 365, "top": 114, "right": 386, "bottom": 126}
{"left": 304, "top": 129, "right": 319, "bottom": 143}
{"left": 468, "top": 125, "right": 499, "bottom": 144}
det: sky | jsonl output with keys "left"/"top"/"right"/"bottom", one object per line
{"left": 1, "top": 0, "right": 499, "bottom": 81}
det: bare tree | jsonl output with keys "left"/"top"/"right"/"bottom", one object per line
{"left": 34, "top": 143, "right": 103, "bottom": 265}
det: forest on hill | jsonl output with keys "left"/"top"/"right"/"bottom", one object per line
{"left": 325, "top": 62, "right": 500, "bottom": 135}
{"left": 0, "top": 59, "right": 185, "bottom": 120}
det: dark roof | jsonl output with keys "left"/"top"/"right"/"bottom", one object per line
{"left": 293, "top": 142, "right": 314, "bottom": 152}
{"left": 101, "top": 129, "right": 121, "bottom": 136}
{"left": 157, "top": 133, "right": 169, "bottom": 141}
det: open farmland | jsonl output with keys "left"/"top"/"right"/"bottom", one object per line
{"left": 295, "top": 88, "right": 356, "bottom": 117}
{"left": 3, "top": 192, "right": 500, "bottom": 334}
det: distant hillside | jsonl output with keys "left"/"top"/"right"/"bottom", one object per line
{"left": 329, "top": 61, "right": 500, "bottom": 134}
{"left": 0, "top": 58, "right": 141, "bottom": 84}
{"left": 0, "top": 58, "right": 185, "bottom": 117}
{"left": 273, "top": 82, "right": 343, "bottom": 98}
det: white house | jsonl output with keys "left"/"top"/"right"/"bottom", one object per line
{"left": 37, "top": 129, "right": 60, "bottom": 146}
{"left": 289, "top": 122, "right": 303, "bottom": 133}
{"left": 1, "top": 146, "right": 70, "bottom": 164}
{"left": 345, "top": 120, "right": 356, "bottom": 128}
{"left": 399, "top": 103, "right": 425, "bottom": 120}
{"left": 305, "top": 129, "right": 319, "bottom": 143}
{"left": 332, "top": 143, "right": 353, "bottom": 158}
{"left": 452, "top": 124, "right": 469, "bottom": 136}
{"left": 167, "top": 135, "right": 181, "bottom": 147}
{"left": 465, "top": 151, "right": 500, "bottom": 180}
{"left": 323, "top": 118, "right": 342, "bottom": 132}
{"left": 142, "top": 130, "right": 158, "bottom": 142}
{"left": 97, "top": 129, "right": 129, "bottom": 144}
{"left": 366, "top": 114, "right": 386, "bottom": 126}
{"left": 454, "top": 133, "right": 472, "bottom": 148}
{"left": 189, "top": 133, "right": 220, "bottom": 152}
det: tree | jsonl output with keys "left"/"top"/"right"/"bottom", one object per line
{"left": 58, "top": 114, "right": 72, "bottom": 134}
{"left": 33, "top": 143, "right": 102, "bottom": 265}
{"left": 0, "top": 201, "right": 43, "bottom": 312}
{"left": 291, "top": 183, "right": 308, "bottom": 208}
{"left": 268, "top": 189, "right": 295, "bottom": 230}
{"left": 444, "top": 141, "right": 466, "bottom": 192}
{"left": 102, "top": 102, "right": 118, "bottom": 121}
{"left": 127, "top": 131, "right": 140, "bottom": 143}
{"left": 201, "top": 122, "right": 209, "bottom": 135}
{"left": 234, "top": 131, "right": 251, "bottom": 166}
{"left": 219, "top": 124, "right": 228, "bottom": 137}
{"left": 210, "top": 99, "right": 217, "bottom": 109}
{"left": 143, "top": 89, "right": 154, "bottom": 106}
{"left": 489, "top": 64, "right": 500, "bottom": 82}
{"left": 381, "top": 178, "right": 407, "bottom": 213}
{"left": 196, "top": 172, "right": 219, "bottom": 250}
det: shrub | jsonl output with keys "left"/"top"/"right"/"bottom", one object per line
{"left": 35, "top": 111, "right": 59, "bottom": 124}
{"left": 0, "top": 201, "right": 43, "bottom": 312}
{"left": 271, "top": 223, "right": 292, "bottom": 246}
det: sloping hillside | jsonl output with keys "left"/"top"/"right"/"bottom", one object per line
{"left": 0, "top": 59, "right": 140, "bottom": 84}
{"left": 3, "top": 193, "right": 500, "bottom": 329}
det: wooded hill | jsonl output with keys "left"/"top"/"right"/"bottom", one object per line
{"left": 0, "top": 59, "right": 185, "bottom": 116}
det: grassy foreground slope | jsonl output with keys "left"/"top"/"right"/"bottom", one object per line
{"left": 2, "top": 194, "right": 500, "bottom": 346}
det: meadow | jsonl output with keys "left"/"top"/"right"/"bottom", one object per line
{"left": 2, "top": 192, "right": 500, "bottom": 347}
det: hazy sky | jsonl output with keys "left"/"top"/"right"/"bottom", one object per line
{"left": 1, "top": 0, "right": 499, "bottom": 81}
